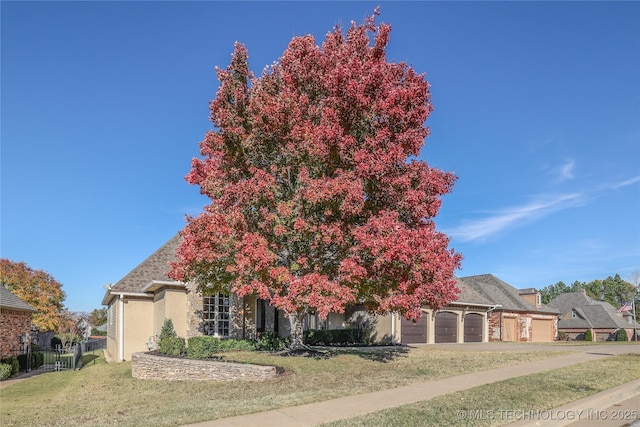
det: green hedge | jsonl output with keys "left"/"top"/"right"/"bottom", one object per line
{"left": 0, "top": 357, "right": 19, "bottom": 376}
{"left": 187, "top": 336, "right": 255, "bottom": 358}
{"left": 584, "top": 329, "right": 593, "bottom": 341}
{"left": 0, "top": 364, "right": 12, "bottom": 381}
{"left": 304, "top": 329, "right": 357, "bottom": 346}
{"left": 17, "top": 352, "right": 43, "bottom": 371}
{"left": 159, "top": 336, "right": 186, "bottom": 357}
{"left": 255, "top": 331, "right": 289, "bottom": 351}
{"left": 615, "top": 328, "right": 629, "bottom": 341}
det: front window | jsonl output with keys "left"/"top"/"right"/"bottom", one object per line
{"left": 203, "top": 293, "right": 230, "bottom": 337}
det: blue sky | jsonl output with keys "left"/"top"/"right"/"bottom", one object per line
{"left": 2, "top": 2, "right": 639, "bottom": 313}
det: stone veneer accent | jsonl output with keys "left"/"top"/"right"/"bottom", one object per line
{"left": 131, "top": 352, "right": 278, "bottom": 381}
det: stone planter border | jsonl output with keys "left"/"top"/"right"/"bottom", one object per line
{"left": 131, "top": 352, "right": 278, "bottom": 381}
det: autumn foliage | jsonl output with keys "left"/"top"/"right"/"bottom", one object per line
{"left": 170, "top": 11, "right": 461, "bottom": 347}
{"left": 1, "top": 259, "right": 66, "bottom": 331}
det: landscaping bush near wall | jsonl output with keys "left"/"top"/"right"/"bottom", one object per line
{"left": 131, "top": 352, "right": 278, "bottom": 381}
{"left": 0, "top": 363, "right": 12, "bottom": 381}
{"left": 304, "top": 329, "right": 357, "bottom": 346}
{"left": 187, "top": 336, "right": 255, "bottom": 359}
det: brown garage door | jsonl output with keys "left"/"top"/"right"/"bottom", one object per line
{"left": 464, "top": 313, "right": 483, "bottom": 342}
{"left": 531, "top": 319, "right": 554, "bottom": 342}
{"left": 435, "top": 312, "right": 457, "bottom": 343}
{"left": 502, "top": 317, "right": 517, "bottom": 341}
{"left": 401, "top": 316, "right": 427, "bottom": 344}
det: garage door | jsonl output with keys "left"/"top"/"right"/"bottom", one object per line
{"left": 502, "top": 317, "right": 517, "bottom": 341}
{"left": 435, "top": 312, "right": 457, "bottom": 343}
{"left": 531, "top": 319, "right": 554, "bottom": 342}
{"left": 401, "top": 316, "right": 427, "bottom": 344}
{"left": 464, "top": 313, "right": 483, "bottom": 342}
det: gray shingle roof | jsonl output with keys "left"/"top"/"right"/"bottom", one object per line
{"left": 0, "top": 286, "right": 38, "bottom": 312}
{"left": 459, "top": 274, "right": 558, "bottom": 314}
{"left": 110, "top": 234, "right": 183, "bottom": 293}
{"left": 453, "top": 278, "right": 494, "bottom": 306}
{"left": 547, "top": 292, "right": 636, "bottom": 329}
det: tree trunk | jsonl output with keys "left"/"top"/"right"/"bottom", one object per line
{"left": 288, "top": 312, "right": 307, "bottom": 350}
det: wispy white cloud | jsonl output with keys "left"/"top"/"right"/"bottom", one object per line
{"left": 447, "top": 193, "right": 584, "bottom": 242}
{"left": 558, "top": 160, "right": 575, "bottom": 181}
{"left": 448, "top": 173, "right": 639, "bottom": 243}
{"left": 611, "top": 176, "right": 640, "bottom": 190}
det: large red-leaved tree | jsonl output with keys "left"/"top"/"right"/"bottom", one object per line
{"left": 170, "top": 10, "right": 462, "bottom": 349}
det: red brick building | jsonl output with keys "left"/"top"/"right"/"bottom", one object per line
{"left": 1, "top": 286, "right": 37, "bottom": 357}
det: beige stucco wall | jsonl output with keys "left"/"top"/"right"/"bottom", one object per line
{"left": 153, "top": 289, "right": 188, "bottom": 339}
{"left": 122, "top": 297, "right": 154, "bottom": 361}
{"left": 106, "top": 299, "right": 118, "bottom": 361}
{"left": 371, "top": 313, "right": 395, "bottom": 344}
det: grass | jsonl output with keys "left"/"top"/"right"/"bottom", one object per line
{"left": 323, "top": 353, "right": 640, "bottom": 427}
{"left": 0, "top": 346, "right": 567, "bottom": 427}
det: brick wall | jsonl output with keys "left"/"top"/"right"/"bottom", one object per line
{"left": 131, "top": 352, "right": 278, "bottom": 381}
{"left": 0, "top": 309, "right": 31, "bottom": 357}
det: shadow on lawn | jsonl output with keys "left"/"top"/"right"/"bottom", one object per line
{"left": 277, "top": 346, "right": 410, "bottom": 362}
{"left": 324, "top": 346, "right": 410, "bottom": 363}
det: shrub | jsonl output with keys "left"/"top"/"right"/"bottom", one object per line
{"left": 159, "top": 336, "right": 186, "bottom": 356}
{"left": 90, "top": 327, "right": 107, "bottom": 336}
{"left": 615, "top": 328, "right": 629, "bottom": 341}
{"left": 0, "top": 357, "right": 19, "bottom": 375}
{"left": 32, "top": 351, "right": 44, "bottom": 369}
{"left": 51, "top": 335, "right": 62, "bottom": 349}
{"left": 219, "top": 339, "right": 255, "bottom": 352}
{"left": 187, "top": 336, "right": 222, "bottom": 359}
{"left": 157, "top": 318, "right": 186, "bottom": 356}
{"left": 584, "top": 329, "right": 593, "bottom": 341}
{"left": 304, "top": 329, "right": 356, "bottom": 346}
{"left": 187, "top": 336, "right": 256, "bottom": 358}
{"left": 0, "top": 364, "right": 12, "bottom": 381}
{"left": 346, "top": 311, "right": 378, "bottom": 345}
{"left": 17, "top": 354, "right": 28, "bottom": 371}
{"left": 255, "top": 331, "right": 289, "bottom": 351}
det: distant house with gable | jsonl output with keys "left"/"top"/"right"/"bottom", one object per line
{"left": 547, "top": 290, "right": 639, "bottom": 341}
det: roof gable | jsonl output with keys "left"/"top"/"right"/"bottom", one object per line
{"left": 459, "top": 274, "right": 558, "bottom": 314}
{"left": 549, "top": 292, "right": 637, "bottom": 329}
{"left": 0, "top": 286, "right": 38, "bottom": 312}
{"left": 452, "top": 278, "right": 494, "bottom": 306}
{"left": 110, "top": 234, "right": 183, "bottom": 294}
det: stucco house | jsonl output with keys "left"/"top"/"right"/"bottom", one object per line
{"left": 547, "top": 290, "right": 639, "bottom": 341}
{"left": 0, "top": 285, "right": 37, "bottom": 358}
{"left": 102, "top": 234, "right": 327, "bottom": 361}
{"left": 103, "top": 235, "right": 561, "bottom": 361}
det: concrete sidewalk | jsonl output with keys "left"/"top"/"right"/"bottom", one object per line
{"left": 184, "top": 344, "right": 640, "bottom": 427}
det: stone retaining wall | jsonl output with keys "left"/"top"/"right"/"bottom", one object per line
{"left": 131, "top": 352, "right": 278, "bottom": 381}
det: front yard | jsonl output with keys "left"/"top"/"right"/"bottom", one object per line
{"left": 0, "top": 344, "right": 637, "bottom": 426}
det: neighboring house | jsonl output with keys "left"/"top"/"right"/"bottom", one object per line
{"left": 547, "top": 290, "right": 639, "bottom": 341}
{"left": 103, "top": 236, "right": 561, "bottom": 361}
{"left": 0, "top": 285, "right": 37, "bottom": 357}
{"left": 458, "top": 275, "right": 559, "bottom": 342}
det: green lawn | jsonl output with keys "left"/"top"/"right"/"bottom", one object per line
{"left": 1, "top": 346, "right": 568, "bottom": 426}
{"left": 323, "top": 353, "right": 640, "bottom": 426}
{"left": 4, "top": 345, "right": 637, "bottom": 427}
